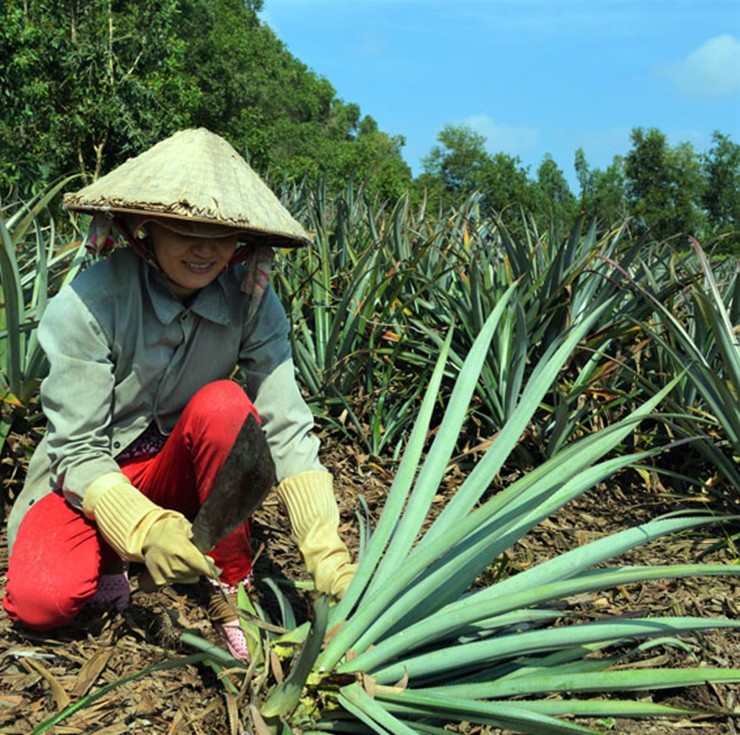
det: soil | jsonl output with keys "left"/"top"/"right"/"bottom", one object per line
{"left": 0, "top": 428, "right": 738, "bottom": 735}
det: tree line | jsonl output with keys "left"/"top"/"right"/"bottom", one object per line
{"left": 0, "top": 0, "right": 411, "bottom": 200}
{"left": 1, "top": 0, "right": 737, "bottom": 251}
{"left": 421, "top": 124, "right": 739, "bottom": 249}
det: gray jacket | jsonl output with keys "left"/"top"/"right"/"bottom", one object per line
{"left": 7, "top": 248, "right": 322, "bottom": 552}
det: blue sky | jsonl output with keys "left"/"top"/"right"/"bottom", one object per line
{"left": 259, "top": 1, "right": 740, "bottom": 188}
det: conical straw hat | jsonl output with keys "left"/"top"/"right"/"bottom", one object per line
{"left": 63, "top": 128, "right": 310, "bottom": 248}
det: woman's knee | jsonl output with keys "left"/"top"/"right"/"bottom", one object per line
{"left": 185, "top": 381, "right": 260, "bottom": 443}
{"left": 190, "top": 380, "right": 258, "bottom": 420}
{"left": 3, "top": 573, "right": 88, "bottom": 631}
{"left": 3, "top": 584, "right": 59, "bottom": 630}
{"left": 2, "top": 492, "right": 101, "bottom": 631}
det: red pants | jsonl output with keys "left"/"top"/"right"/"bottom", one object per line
{"left": 3, "top": 380, "right": 258, "bottom": 631}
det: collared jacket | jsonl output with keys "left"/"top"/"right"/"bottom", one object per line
{"left": 7, "top": 248, "right": 322, "bottom": 552}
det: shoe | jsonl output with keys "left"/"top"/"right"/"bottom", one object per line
{"left": 90, "top": 563, "right": 130, "bottom": 611}
{"left": 207, "top": 588, "right": 250, "bottom": 663}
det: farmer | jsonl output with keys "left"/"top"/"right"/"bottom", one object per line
{"left": 2, "top": 128, "right": 356, "bottom": 661}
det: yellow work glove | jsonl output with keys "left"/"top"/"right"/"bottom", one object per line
{"left": 82, "top": 472, "right": 215, "bottom": 587}
{"left": 277, "top": 470, "right": 356, "bottom": 599}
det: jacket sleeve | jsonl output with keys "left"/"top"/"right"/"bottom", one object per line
{"left": 37, "top": 287, "right": 120, "bottom": 507}
{"left": 238, "top": 286, "right": 324, "bottom": 482}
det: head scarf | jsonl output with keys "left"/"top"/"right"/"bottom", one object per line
{"left": 84, "top": 211, "right": 275, "bottom": 323}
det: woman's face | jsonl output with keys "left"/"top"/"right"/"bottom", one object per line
{"left": 147, "top": 222, "right": 239, "bottom": 299}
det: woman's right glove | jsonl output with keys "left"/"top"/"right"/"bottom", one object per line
{"left": 82, "top": 472, "right": 214, "bottom": 587}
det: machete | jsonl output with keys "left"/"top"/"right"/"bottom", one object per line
{"left": 191, "top": 411, "right": 276, "bottom": 553}
{"left": 138, "top": 412, "right": 275, "bottom": 591}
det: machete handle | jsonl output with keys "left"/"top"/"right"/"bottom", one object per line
{"left": 136, "top": 553, "right": 222, "bottom": 592}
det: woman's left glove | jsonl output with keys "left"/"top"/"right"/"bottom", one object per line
{"left": 82, "top": 472, "right": 215, "bottom": 586}
{"left": 277, "top": 470, "right": 356, "bottom": 599}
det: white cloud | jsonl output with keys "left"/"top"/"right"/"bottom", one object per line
{"left": 462, "top": 114, "right": 541, "bottom": 157}
{"left": 661, "top": 34, "right": 740, "bottom": 98}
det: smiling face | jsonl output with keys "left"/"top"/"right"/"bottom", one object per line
{"left": 147, "top": 222, "right": 239, "bottom": 299}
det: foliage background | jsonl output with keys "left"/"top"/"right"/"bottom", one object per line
{"left": 0, "top": 2, "right": 739, "bottom": 733}
{"left": 0, "top": 0, "right": 738, "bottom": 252}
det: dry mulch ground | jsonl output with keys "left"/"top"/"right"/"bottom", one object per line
{"left": 0, "top": 429, "right": 738, "bottom": 734}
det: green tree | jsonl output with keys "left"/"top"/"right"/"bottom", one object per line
{"left": 625, "top": 127, "right": 704, "bottom": 243}
{"left": 326, "top": 124, "right": 411, "bottom": 202}
{"left": 477, "top": 152, "right": 537, "bottom": 219}
{"left": 410, "top": 172, "right": 448, "bottom": 212}
{"left": 702, "top": 131, "right": 740, "bottom": 250}
{"left": 574, "top": 147, "right": 590, "bottom": 204}
{"left": 420, "top": 124, "right": 537, "bottom": 220}
{"left": 421, "top": 124, "right": 489, "bottom": 197}
{"left": 0, "top": 0, "right": 199, "bottom": 191}
{"left": 535, "top": 154, "right": 576, "bottom": 230}
{"left": 147, "top": 0, "right": 412, "bottom": 198}
{"left": 177, "top": 0, "right": 333, "bottom": 165}
{"left": 590, "top": 158, "right": 628, "bottom": 228}
{"left": 0, "top": 0, "right": 411, "bottom": 200}
{"left": 573, "top": 148, "right": 628, "bottom": 229}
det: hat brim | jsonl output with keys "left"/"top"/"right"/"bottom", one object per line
{"left": 139, "top": 216, "right": 242, "bottom": 240}
{"left": 70, "top": 204, "right": 309, "bottom": 248}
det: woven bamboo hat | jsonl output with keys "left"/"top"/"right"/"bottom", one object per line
{"left": 63, "top": 128, "right": 311, "bottom": 248}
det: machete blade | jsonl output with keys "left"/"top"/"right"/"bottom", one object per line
{"left": 191, "top": 412, "right": 275, "bottom": 552}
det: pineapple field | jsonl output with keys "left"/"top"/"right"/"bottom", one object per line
{"left": 1, "top": 183, "right": 739, "bottom": 734}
